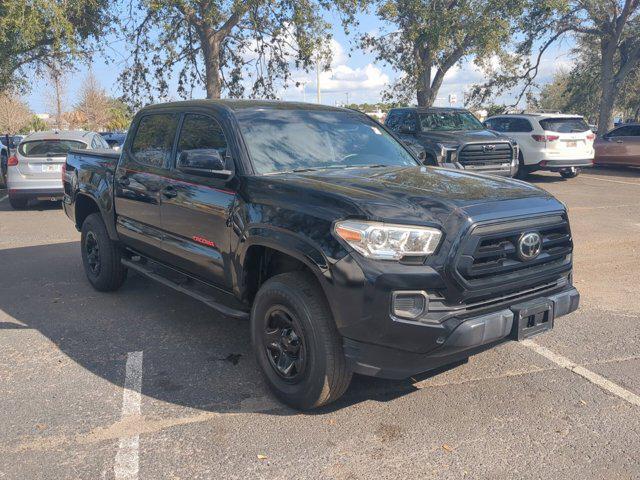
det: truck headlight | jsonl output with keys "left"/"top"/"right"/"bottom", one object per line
{"left": 334, "top": 220, "right": 443, "bottom": 260}
{"left": 435, "top": 143, "right": 458, "bottom": 164}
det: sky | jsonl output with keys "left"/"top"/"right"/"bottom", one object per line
{"left": 25, "top": 9, "right": 576, "bottom": 114}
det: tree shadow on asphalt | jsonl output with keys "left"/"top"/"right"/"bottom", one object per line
{"left": 0, "top": 241, "right": 455, "bottom": 416}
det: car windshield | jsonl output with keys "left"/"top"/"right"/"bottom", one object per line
{"left": 235, "top": 109, "right": 418, "bottom": 174}
{"left": 419, "top": 111, "right": 484, "bottom": 131}
{"left": 539, "top": 117, "right": 590, "bottom": 133}
{"left": 18, "top": 139, "right": 87, "bottom": 157}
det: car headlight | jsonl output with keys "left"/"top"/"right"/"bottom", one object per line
{"left": 334, "top": 220, "right": 443, "bottom": 260}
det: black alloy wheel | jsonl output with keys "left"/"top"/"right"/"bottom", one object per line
{"left": 263, "top": 306, "right": 306, "bottom": 382}
{"left": 85, "top": 231, "right": 101, "bottom": 276}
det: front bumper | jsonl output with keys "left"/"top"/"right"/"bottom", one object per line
{"left": 343, "top": 287, "right": 579, "bottom": 379}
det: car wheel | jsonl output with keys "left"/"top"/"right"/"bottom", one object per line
{"left": 251, "top": 271, "right": 352, "bottom": 410}
{"left": 514, "top": 152, "right": 528, "bottom": 179}
{"left": 560, "top": 167, "right": 580, "bottom": 179}
{"left": 81, "top": 213, "right": 127, "bottom": 291}
{"left": 8, "top": 195, "right": 27, "bottom": 209}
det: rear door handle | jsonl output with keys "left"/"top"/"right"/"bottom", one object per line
{"left": 616, "top": 140, "right": 624, "bottom": 143}
{"left": 162, "top": 185, "right": 178, "bottom": 198}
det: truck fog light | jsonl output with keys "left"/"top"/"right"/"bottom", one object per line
{"left": 392, "top": 291, "right": 428, "bottom": 319}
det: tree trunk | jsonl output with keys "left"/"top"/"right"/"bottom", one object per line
{"left": 201, "top": 30, "right": 222, "bottom": 99}
{"left": 415, "top": 45, "right": 434, "bottom": 106}
{"left": 597, "top": 40, "right": 619, "bottom": 135}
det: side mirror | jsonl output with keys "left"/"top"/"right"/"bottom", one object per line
{"left": 399, "top": 123, "right": 417, "bottom": 134}
{"left": 177, "top": 149, "right": 232, "bottom": 178}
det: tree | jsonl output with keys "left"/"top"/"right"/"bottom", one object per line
{"left": 76, "top": 72, "right": 113, "bottom": 131}
{"left": 0, "top": 0, "right": 113, "bottom": 92}
{"left": 471, "top": 0, "right": 640, "bottom": 134}
{"left": 118, "top": 0, "right": 363, "bottom": 107}
{"left": 23, "top": 116, "right": 47, "bottom": 134}
{"left": 0, "top": 94, "right": 33, "bottom": 134}
{"left": 361, "top": 0, "right": 539, "bottom": 107}
{"left": 45, "top": 67, "right": 67, "bottom": 130}
{"left": 106, "top": 99, "right": 133, "bottom": 131}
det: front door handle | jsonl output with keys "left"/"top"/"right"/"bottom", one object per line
{"left": 162, "top": 185, "right": 178, "bottom": 198}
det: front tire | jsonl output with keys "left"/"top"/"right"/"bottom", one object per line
{"left": 560, "top": 167, "right": 580, "bottom": 179}
{"left": 81, "top": 213, "right": 127, "bottom": 291}
{"left": 251, "top": 272, "right": 352, "bottom": 410}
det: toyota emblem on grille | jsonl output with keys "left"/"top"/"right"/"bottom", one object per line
{"left": 518, "top": 232, "right": 542, "bottom": 261}
{"left": 482, "top": 144, "right": 496, "bottom": 152}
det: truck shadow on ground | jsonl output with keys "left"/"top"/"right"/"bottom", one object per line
{"left": 0, "top": 241, "right": 452, "bottom": 415}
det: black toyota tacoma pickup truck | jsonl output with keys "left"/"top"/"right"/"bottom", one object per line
{"left": 385, "top": 107, "right": 519, "bottom": 177}
{"left": 63, "top": 100, "right": 579, "bottom": 409}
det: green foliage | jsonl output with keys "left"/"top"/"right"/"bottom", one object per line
{"left": 362, "top": 0, "right": 538, "bottom": 106}
{"left": 470, "top": 0, "right": 640, "bottom": 132}
{"left": 106, "top": 99, "right": 133, "bottom": 131}
{"left": 23, "top": 116, "right": 48, "bottom": 133}
{"left": 118, "top": 0, "right": 365, "bottom": 108}
{"left": 0, "top": 0, "right": 113, "bottom": 93}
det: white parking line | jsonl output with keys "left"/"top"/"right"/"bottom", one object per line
{"left": 0, "top": 194, "right": 7, "bottom": 202}
{"left": 583, "top": 176, "right": 640, "bottom": 187}
{"left": 522, "top": 340, "right": 640, "bottom": 407}
{"left": 114, "top": 351, "right": 143, "bottom": 480}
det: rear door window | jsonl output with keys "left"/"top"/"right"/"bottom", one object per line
{"left": 176, "top": 114, "right": 228, "bottom": 160}
{"left": 506, "top": 118, "right": 533, "bottom": 132}
{"left": 131, "top": 113, "right": 179, "bottom": 168}
{"left": 608, "top": 125, "right": 640, "bottom": 137}
{"left": 18, "top": 140, "right": 87, "bottom": 157}
{"left": 539, "top": 117, "right": 590, "bottom": 133}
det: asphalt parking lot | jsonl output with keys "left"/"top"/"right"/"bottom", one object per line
{"left": 1, "top": 167, "right": 639, "bottom": 479}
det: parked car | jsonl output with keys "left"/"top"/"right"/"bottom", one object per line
{"left": 0, "top": 138, "right": 8, "bottom": 187}
{"left": 99, "top": 132, "right": 127, "bottom": 151}
{"left": 63, "top": 100, "right": 580, "bottom": 410}
{"left": 594, "top": 124, "right": 640, "bottom": 167}
{"left": 385, "top": 107, "right": 518, "bottom": 177}
{"left": 6, "top": 130, "right": 110, "bottom": 209}
{"left": 485, "top": 113, "right": 595, "bottom": 179}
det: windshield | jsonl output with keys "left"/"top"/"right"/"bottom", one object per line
{"left": 235, "top": 109, "right": 418, "bottom": 174}
{"left": 419, "top": 111, "right": 484, "bottom": 132}
{"left": 18, "top": 139, "right": 87, "bottom": 157}
{"left": 539, "top": 117, "right": 590, "bottom": 133}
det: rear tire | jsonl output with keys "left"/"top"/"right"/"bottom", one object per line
{"left": 251, "top": 271, "right": 352, "bottom": 410}
{"left": 560, "top": 167, "right": 580, "bottom": 179}
{"left": 8, "top": 196, "right": 27, "bottom": 209}
{"left": 81, "top": 213, "right": 127, "bottom": 291}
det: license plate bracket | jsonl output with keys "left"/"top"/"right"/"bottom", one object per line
{"left": 510, "top": 299, "right": 554, "bottom": 340}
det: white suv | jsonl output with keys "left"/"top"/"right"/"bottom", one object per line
{"left": 484, "top": 113, "right": 595, "bottom": 179}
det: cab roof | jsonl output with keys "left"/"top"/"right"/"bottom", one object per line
{"left": 141, "top": 99, "right": 349, "bottom": 114}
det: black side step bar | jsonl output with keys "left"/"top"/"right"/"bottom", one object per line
{"left": 121, "top": 258, "right": 249, "bottom": 320}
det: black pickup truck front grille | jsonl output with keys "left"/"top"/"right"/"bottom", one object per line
{"left": 458, "top": 142, "right": 513, "bottom": 167}
{"left": 454, "top": 215, "right": 572, "bottom": 289}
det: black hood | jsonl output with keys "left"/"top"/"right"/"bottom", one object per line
{"left": 246, "top": 166, "right": 563, "bottom": 227}
{"left": 416, "top": 129, "right": 511, "bottom": 145}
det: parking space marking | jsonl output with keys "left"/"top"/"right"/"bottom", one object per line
{"left": 582, "top": 176, "right": 640, "bottom": 187}
{"left": 0, "top": 194, "right": 7, "bottom": 202}
{"left": 522, "top": 340, "right": 640, "bottom": 407}
{"left": 114, "top": 351, "right": 143, "bottom": 480}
